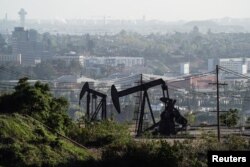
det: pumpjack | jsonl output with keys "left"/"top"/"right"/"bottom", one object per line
{"left": 79, "top": 82, "right": 107, "bottom": 121}
{"left": 111, "top": 79, "right": 187, "bottom": 136}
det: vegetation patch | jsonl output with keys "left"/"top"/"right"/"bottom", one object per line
{"left": 0, "top": 114, "right": 91, "bottom": 167}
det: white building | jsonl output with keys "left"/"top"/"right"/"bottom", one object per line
{"left": 208, "top": 58, "right": 214, "bottom": 72}
{"left": 244, "top": 58, "right": 250, "bottom": 73}
{"left": 55, "top": 75, "right": 95, "bottom": 83}
{"left": 219, "top": 58, "right": 247, "bottom": 74}
{"left": 83, "top": 56, "right": 144, "bottom": 67}
{"left": 180, "top": 62, "right": 189, "bottom": 75}
{"left": 0, "top": 54, "right": 21, "bottom": 64}
{"left": 53, "top": 54, "right": 85, "bottom": 66}
{"left": 242, "top": 64, "right": 248, "bottom": 74}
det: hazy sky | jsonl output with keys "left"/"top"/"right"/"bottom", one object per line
{"left": 1, "top": 0, "right": 250, "bottom": 21}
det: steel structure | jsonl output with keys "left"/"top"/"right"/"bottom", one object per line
{"left": 111, "top": 78, "right": 187, "bottom": 136}
{"left": 79, "top": 82, "right": 107, "bottom": 121}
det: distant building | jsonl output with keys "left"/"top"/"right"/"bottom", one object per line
{"left": 244, "top": 58, "right": 250, "bottom": 73}
{"left": 190, "top": 74, "right": 216, "bottom": 89}
{"left": 54, "top": 75, "right": 96, "bottom": 88}
{"left": 219, "top": 58, "right": 247, "bottom": 74}
{"left": 206, "top": 58, "right": 249, "bottom": 87}
{"left": 208, "top": 58, "right": 215, "bottom": 72}
{"left": 11, "top": 27, "right": 42, "bottom": 66}
{"left": 180, "top": 62, "right": 189, "bottom": 75}
{"left": 53, "top": 52, "right": 84, "bottom": 66}
{"left": 0, "top": 54, "right": 21, "bottom": 64}
{"left": 242, "top": 64, "right": 248, "bottom": 74}
{"left": 208, "top": 58, "right": 249, "bottom": 74}
{"left": 84, "top": 56, "right": 144, "bottom": 67}
{"left": 83, "top": 56, "right": 145, "bottom": 77}
{"left": 168, "top": 73, "right": 216, "bottom": 90}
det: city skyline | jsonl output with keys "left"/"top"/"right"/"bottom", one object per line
{"left": 1, "top": 0, "right": 250, "bottom": 21}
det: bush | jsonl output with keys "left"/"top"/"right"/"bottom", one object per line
{"left": 68, "top": 120, "right": 131, "bottom": 147}
{"left": 220, "top": 109, "right": 240, "bottom": 127}
{"left": 100, "top": 134, "right": 250, "bottom": 167}
{"left": 0, "top": 114, "right": 92, "bottom": 167}
{"left": 224, "top": 135, "right": 249, "bottom": 150}
{"left": 102, "top": 141, "right": 178, "bottom": 167}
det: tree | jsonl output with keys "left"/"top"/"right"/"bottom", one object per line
{"left": 220, "top": 109, "right": 240, "bottom": 127}
{"left": 184, "top": 112, "right": 196, "bottom": 125}
{"left": 0, "top": 77, "right": 72, "bottom": 133}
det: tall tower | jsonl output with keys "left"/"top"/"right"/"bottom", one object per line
{"left": 18, "top": 8, "right": 27, "bottom": 27}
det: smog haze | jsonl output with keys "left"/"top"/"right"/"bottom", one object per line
{"left": 1, "top": 0, "right": 250, "bottom": 21}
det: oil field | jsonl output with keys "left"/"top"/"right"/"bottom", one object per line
{"left": 78, "top": 66, "right": 250, "bottom": 139}
{"left": 1, "top": 66, "right": 250, "bottom": 166}
{"left": 1, "top": 0, "right": 250, "bottom": 166}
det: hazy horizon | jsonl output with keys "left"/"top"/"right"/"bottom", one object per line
{"left": 1, "top": 0, "right": 250, "bottom": 21}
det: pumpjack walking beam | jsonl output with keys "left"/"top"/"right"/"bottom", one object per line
{"left": 111, "top": 79, "right": 168, "bottom": 113}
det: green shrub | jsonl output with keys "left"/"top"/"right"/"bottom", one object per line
{"left": 0, "top": 114, "right": 92, "bottom": 167}
{"left": 224, "top": 135, "right": 249, "bottom": 150}
{"left": 68, "top": 120, "right": 131, "bottom": 147}
{"left": 102, "top": 141, "right": 178, "bottom": 167}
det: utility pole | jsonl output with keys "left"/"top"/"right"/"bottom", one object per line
{"left": 216, "top": 65, "right": 220, "bottom": 142}
{"left": 209, "top": 65, "right": 227, "bottom": 142}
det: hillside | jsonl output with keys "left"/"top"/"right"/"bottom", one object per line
{"left": 0, "top": 113, "right": 92, "bottom": 167}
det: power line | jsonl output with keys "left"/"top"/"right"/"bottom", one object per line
{"left": 219, "top": 66, "right": 250, "bottom": 79}
{"left": 166, "top": 70, "right": 216, "bottom": 83}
